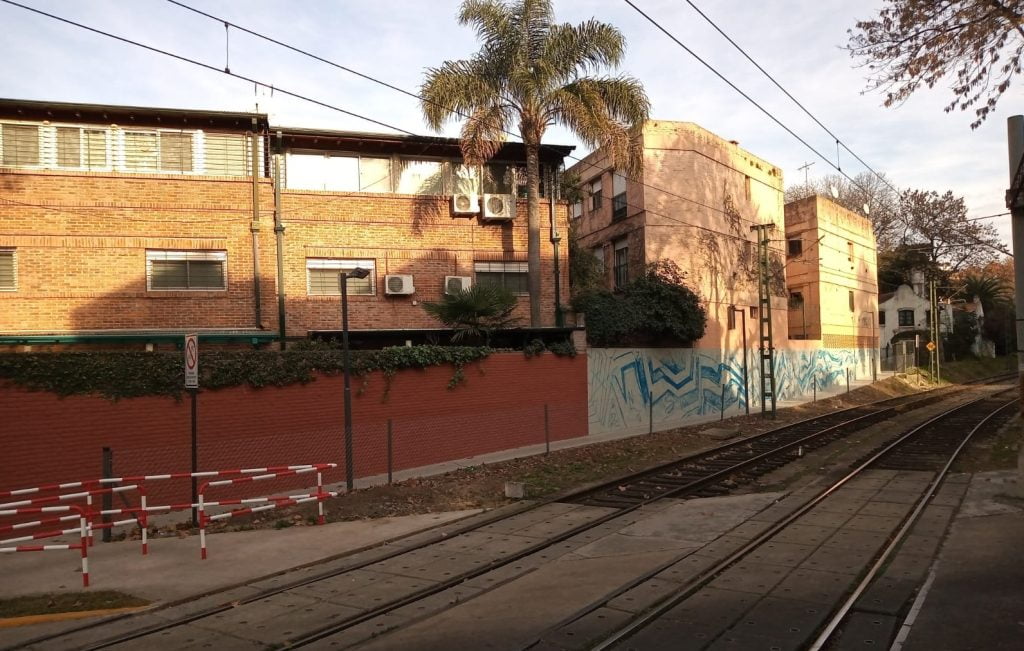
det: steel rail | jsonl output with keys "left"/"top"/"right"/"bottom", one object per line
{"left": 588, "top": 389, "right": 1014, "bottom": 651}
{"left": 807, "top": 397, "right": 1019, "bottom": 650}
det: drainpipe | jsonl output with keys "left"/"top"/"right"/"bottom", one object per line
{"left": 550, "top": 166, "right": 564, "bottom": 327}
{"left": 273, "top": 131, "right": 286, "bottom": 350}
{"left": 250, "top": 118, "right": 264, "bottom": 330}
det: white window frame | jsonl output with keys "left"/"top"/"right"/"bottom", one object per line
{"left": 145, "top": 250, "right": 228, "bottom": 292}
{"left": 305, "top": 258, "right": 376, "bottom": 296}
{"left": 53, "top": 125, "right": 113, "bottom": 172}
{"left": 0, "top": 249, "right": 17, "bottom": 292}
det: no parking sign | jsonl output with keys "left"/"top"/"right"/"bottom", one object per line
{"left": 184, "top": 334, "right": 199, "bottom": 389}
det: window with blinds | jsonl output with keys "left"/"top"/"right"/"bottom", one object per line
{"left": 160, "top": 132, "right": 193, "bottom": 172}
{"left": 306, "top": 259, "right": 375, "bottom": 296}
{"left": 474, "top": 261, "right": 528, "bottom": 295}
{"left": 1, "top": 124, "right": 39, "bottom": 166}
{"left": 203, "top": 133, "right": 249, "bottom": 176}
{"left": 124, "top": 131, "right": 159, "bottom": 172}
{"left": 146, "top": 250, "right": 227, "bottom": 291}
{"left": 56, "top": 127, "right": 108, "bottom": 169}
{"left": 0, "top": 250, "right": 16, "bottom": 291}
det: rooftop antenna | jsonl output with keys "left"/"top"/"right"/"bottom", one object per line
{"left": 797, "top": 161, "right": 815, "bottom": 185}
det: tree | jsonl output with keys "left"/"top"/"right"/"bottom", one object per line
{"left": 848, "top": 1, "right": 1024, "bottom": 129}
{"left": 785, "top": 172, "right": 900, "bottom": 249}
{"left": 958, "top": 269, "right": 1013, "bottom": 309}
{"left": 571, "top": 260, "right": 706, "bottom": 346}
{"left": 422, "top": 284, "right": 519, "bottom": 344}
{"left": 896, "top": 189, "right": 1006, "bottom": 272}
{"left": 421, "top": 0, "right": 650, "bottom": 326}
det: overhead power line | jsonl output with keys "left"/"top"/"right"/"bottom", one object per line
{"left": 623, "top": 0, "right": 879, "bottom": 200}
{"left": 681, "top": 0, "right": 900, "bottom": 197}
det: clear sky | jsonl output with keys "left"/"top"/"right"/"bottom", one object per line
{"left": 1, "top": 0, "right": 1019, "bottom": 248}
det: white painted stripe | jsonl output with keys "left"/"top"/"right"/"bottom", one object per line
{"left": 145, "top": 474, "right": 172, "bottom": 480}
{"left": 42, "top": 545, "right": 72, "bottom": 551}
{"left": 890, "top": 568, "right": 939, "bottom": 651}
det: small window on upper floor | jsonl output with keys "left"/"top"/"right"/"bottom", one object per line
{"left": 612, "top": 173, "right": 627, "bottom": 221}
{"left": 204, "top": 133, "right": 250, "bottom": 177}
{"left": 787, "top": 238, "right": 803, "bottom": 257}
{"left": 146, "top": 250, "right": 226, "bottom": 291}
{"left": 879, "top": 311, "right": 886, "bottom": 326}
{"left": 571, "top": 201, "right": 583, "bottom": 220}
{"left": 1, "top": 124, "right": 40, "bottom": 166}
{"left": 396, "top": 158, "right": 445, "bottom": 195}
{"left": 56, "top": 127, "right": 109, "bottom": 170}
{"left": 727, "top": 306, "right": 736, "bottom": 330}
{"left": 590, "top": 178, "right": 603, "bottom": 212}
{"left": 0, "top": 249, "right": 16, "bottom": 291}
{"left": 898, "top": 309, "right": 914, "bottom": 326}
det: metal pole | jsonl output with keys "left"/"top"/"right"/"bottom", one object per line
{"left": 649, "top": 394, "right": 654, "bottom": 435}
{"left": 739, "top": 307, "right": 749, "bottom": 415}
{"left": 101, "top": 447, "right": 113, "bottom": 543}
{"left": 846, "top": 368, "right": 850, "bottom": 394}
{"left": 813, "top": 376, "right": 816, "bottom": 402}
{"left": 1007, "top": 115, "right": 1024, "bottom": 410}
{"left": 190, "top": 387, "right": 198, "bottom": 526}
{"left": 273, "top": 132, "right": 287, "bottom": 350}
{"left": 544, "top": 404, "right": 550, "bottom": 454}
{"left": 340, "top": 272, "right": 354, "bottom": 493}
{"left": 386, "top": 419, "right": 393, "bottom": 485}
{"left": 549, "top": 169, "right": 564, "bottom": 327}
{"left": 720, "top": 384, "right": 726, "bottom": 421}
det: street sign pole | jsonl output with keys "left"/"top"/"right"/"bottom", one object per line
{"left": 184, "top": 334, "right": 199, "bottom": 526}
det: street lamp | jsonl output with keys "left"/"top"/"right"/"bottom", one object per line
{"left": 340, "top": 267, "right": 370, "bottom": 492}
{"left": 730, "top": 306, "right": 750, "bottom": 415}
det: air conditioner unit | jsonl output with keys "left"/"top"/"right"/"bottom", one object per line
{"left": 451, "top": 193, "right": 480, "bottom": 214}
{"left": 385, "top": 274, "right": 415, "bottom": 295}
{"left": 481, "top": 193, "right": 514, "bottom": 220}
{"left": 445, "top": 276, "right": 472, "bottom": 295}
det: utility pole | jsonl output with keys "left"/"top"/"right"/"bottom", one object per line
{"left": 750, "top": 224, "right": 777, "bottom": 418}
{"left": 797, "top": 161, "right": 815, "bottom": 185}
{"left": 929, "top": 279, "right": 938, "bottom": 382}
{"left": 1005, "top": 116, "right": 1024, "bottom": 411}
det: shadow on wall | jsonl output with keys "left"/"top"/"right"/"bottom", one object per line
{"left": 587, "top": 346, "right": 874, "bottom": 436}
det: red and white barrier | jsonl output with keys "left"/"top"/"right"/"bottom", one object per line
{"left": 197, "top": 464, "right": 336, "bottom": 559}
{"left": 0, "top": 505, "right": 89, "bottom": 587}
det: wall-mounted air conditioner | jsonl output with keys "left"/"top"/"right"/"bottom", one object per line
{"left": 451, "top": 193, "right": 480, "bottom": 214}
{"left": 445, "top": 276, "right": 472, "bottom": 295}
{"left": 385, "top": 274, "right": 415, "bottom": 295}
{"left": 481, "top": 193, "right": 514, "bottom": 220}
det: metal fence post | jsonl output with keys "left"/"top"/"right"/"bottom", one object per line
{"left": 846, "top": 368, "right": 851, "bottom": 394}
{"left": 649, "top": 395, "right": 654, "bottom": 435}
{"left": 386, "top": 419, "right": 393, "bottom": 485}
{"left": 720, "top": 384, "right": 726, "bottom": 421}
{"left": 813, "top": 376, "right": 817, "bottom": 402}
{"left": 101, "top": 447, "right": 113, "bottom": 543}
{"left": 544, "top": 404, "right": 550, "bottom": 455}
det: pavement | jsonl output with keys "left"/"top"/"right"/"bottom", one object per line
{"left": 895, "top": 470, "right": 1024, "bottom": 651}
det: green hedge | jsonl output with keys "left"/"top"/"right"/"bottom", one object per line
{"left": 0, "top": 343, "right": 495, "bottom": 401}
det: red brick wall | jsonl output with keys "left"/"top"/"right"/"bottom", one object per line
{"left": 0, "top": 352, "right": 587, "bottom": 504}
{"left": 0, "top": 168, "right": 572, "bottom": 338}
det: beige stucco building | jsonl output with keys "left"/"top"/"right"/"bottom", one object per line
{"left": 566, "top": 120, "right": 786, "bottom": 349}
{"left": 784, "top": 195, "right": 879, "bottom": 350}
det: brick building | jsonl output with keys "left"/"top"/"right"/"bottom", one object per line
{"left": 0, "top": 99, "right": 574, "bottom": 347}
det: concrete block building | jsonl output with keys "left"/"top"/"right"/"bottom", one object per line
{"left": 0, "top": 99, "right": 574, "bottom": 348}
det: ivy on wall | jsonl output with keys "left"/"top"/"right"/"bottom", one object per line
{"left": 0, "top": 343, "right": 496, "bottom": 401}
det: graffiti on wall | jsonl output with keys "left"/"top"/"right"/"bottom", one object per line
{"left": 588, "top": 346, "right": 874, "bottom": 436}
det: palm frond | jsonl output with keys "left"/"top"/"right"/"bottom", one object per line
{"left": 541, "top": 20, "right": 625, "bottom": 83}
{"left": 460, "top": 104, "right": 510, "bottom": 164}
{"left": 420, "top": 59, "right": 500, "bottom": 130}
{"left": 422, "top": 284, "right": 520, "bottom": 343}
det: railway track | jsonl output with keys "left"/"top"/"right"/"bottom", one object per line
{"left": 14, "top": 377, "right": 1011, "bottom": 651}
{"left": 557, "top": 390, "right": 1018, "bottom": 651}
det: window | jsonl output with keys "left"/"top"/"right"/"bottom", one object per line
{"left": 925, "top": 309, "right": 931, "bottom": 327}
{"left": 613, "top": 238, "right": 628, "bottom": 289}
{"left": 727, "top": 306, "right": 736, "bottom": 330}
{"left": 879, "top": 311, "right": 886, "bottom": 326}
{"left": 475, "top": 261, "right": 528, "bottom": 295}
{"left": 483, "top": 163, "right": 514, "bottom": 195}
{"left": 397, "top": 158, "right": 444, "bottom": 195}
{"left": 898, "top": 309, "right": 914, "bottom": 327}
{"left": 790, "top": 291, "right": 804, "bottom": 307}
{"left": 306, "top": 259, "right": 376, "bottom": 296}
{"left": 592, "top": 247, "right": 605, "bottom": 274}
{"left": 360, "top": 157, "right": 393, "bottom": 192}
{"left": 0, "top": 249, "right": 16, "bottom": 291}
{"left": 590, "top": 178, "right": 603, "bottom": 212}
{"left": 55, "top": 126, "right": 109, "bottom": 170}
{"left": 1, "top": 124, "right": 39, "bottom": 166}
{"left": 787, "top": 238, "right": 803, "bottom": 257}
{"left": 750, "top": 306, "right": 758, "bottom": 319}
{"left": 571, "top": 201, "right": 583, "bottom": 220}
{"left": 204, "top": 133, "right": 249, "bottom": 176}
{"left": 612, "top": 173, "right": 627, "bottom": 220}
{"left": 147, "top": 251, "right": 226, "bottom": 290}
{"left": 848, "top": 290, "right": 855, "bottom": 312}
{"left": 159, "top": 133, "right": 193, "bottom": 172}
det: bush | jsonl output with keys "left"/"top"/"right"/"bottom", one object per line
{"left": 572, "top": 260, "right": 706, "bottom": 346}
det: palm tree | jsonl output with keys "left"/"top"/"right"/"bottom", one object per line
{"left": 423, "top": 284, "right": 520, "bottom": 344}
{"left": 421, "top": 0, "right": 650, "bottom": 326}
{"left": 960, "top": 271, "right": 1012, "bottom": 311}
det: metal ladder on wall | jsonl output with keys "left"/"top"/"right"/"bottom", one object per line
{"left": 752, "top": 224, "right": 777, "bottom": 418}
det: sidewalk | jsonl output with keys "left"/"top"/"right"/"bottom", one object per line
{"left": 894, "top": 470, "right": 1024, "bottom": 650}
